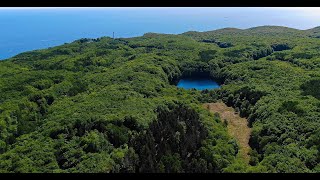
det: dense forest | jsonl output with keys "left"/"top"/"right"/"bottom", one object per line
{"left": 0, "top": 26, "right": 319, "bottom": 173}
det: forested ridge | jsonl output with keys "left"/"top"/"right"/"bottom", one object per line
{"left": 0, "top": 25, "right": 319, "bottom": 173}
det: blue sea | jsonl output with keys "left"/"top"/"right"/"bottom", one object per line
{"left": 0, "top": 7, "right": 319, "bottom": 60}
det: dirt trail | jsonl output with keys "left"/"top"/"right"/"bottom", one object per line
{"left": 203, "top": 102, "right": 252, "bottom": 163}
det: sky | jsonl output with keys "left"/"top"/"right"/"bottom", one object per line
{"left": 0, "top": 7, "right": 319, "bottom": 59}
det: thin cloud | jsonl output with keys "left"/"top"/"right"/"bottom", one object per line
{"left": 265, "top": 7, "right": 320, "bottom": 17}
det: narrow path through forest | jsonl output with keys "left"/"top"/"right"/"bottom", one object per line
{"left": 203, "top": 102, "right": 252, "bottom": 163}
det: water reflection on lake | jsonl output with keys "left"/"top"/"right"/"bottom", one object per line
{"left": 177, "top": 77, "right": 220, "bottom": 90}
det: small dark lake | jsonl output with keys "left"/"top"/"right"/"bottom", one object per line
{"left": 177, "top": 77, "right": 220, "bottom": 90}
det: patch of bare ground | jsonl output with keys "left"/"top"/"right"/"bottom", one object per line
{"left": 203, "top": 102, "right": 252, "bottom": 163}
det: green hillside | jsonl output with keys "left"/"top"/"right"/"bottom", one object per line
{"left": 0, "top": 26, "right": 319, "bottom": 173}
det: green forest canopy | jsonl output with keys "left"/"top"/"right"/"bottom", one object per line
{"left": 0, "top": 25, "right": 320, "bottom": 173}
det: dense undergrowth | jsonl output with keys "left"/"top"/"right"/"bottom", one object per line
{"left": 0, "top": 26, "right": 320, "bottom": 172}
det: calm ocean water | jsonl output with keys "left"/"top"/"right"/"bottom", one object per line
{"left": 0, "top": 7, "right": 319, "bottom": 60}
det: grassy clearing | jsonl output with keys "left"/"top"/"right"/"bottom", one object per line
{"left": 203, "top": 102, "right": 252, "bottom": 163}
